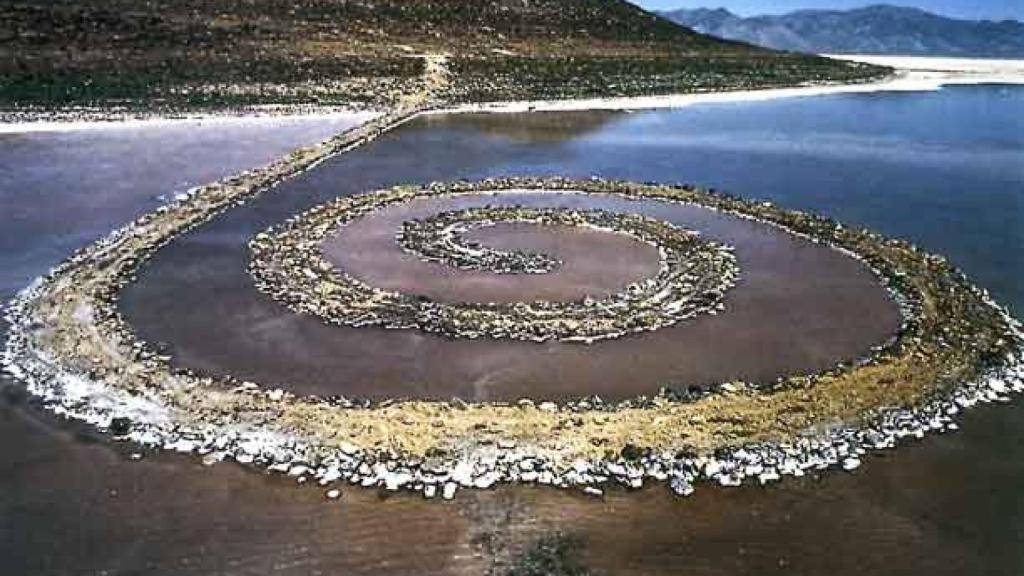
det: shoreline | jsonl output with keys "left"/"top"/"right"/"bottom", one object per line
{"left": 442, "top": 55, "right": 1024, "bottom": 115}
{"left": 0, "top": 108, "right": 382, "bottom": 136}
{"left": 2, "top": 55, "right": 1022, "bottom": 135}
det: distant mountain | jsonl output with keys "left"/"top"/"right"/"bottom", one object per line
{"left": 661, "top": 4, "right": 1024, "bottom": 58}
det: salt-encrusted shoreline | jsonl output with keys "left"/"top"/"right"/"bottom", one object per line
{"left": 438, "top": 55, "right": 1024, "bottom": 115}
{"left": 2, "top": 55, "right": 1023, "bottom": 501}
{"left": 0, "top": 108, "right": 382, "bottom": 135}
{"left": 828, "top": 55, "right": 1024, "bottom": 76}
{"left": 4, "top": 56, "right": 1021, "bottom": 135}
{"left": 3, "top": 297, "right": 1022, "bottom": 500}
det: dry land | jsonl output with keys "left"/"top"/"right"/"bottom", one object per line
{"left": 1, "top": 0, "right": 887, "bottom": 121}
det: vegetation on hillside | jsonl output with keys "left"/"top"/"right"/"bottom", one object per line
{"left": 1, "top": 0, "right": 888, "bottom": 113}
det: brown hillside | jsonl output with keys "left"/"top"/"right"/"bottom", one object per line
{"left": 0, "top": 0, "right": 887, "bottom": 111}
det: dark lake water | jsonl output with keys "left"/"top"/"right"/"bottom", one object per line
{"left": 1, "top": 85, "right": 1022, "bottom": 575}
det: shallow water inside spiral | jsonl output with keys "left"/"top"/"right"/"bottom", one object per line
{"left": 2, "top": 85, "right": 1023, "bottom": 575}
{"left": 120, "top": 178, "right": 896, "bottom": 400}
{"left": 327, "top": 198, "right": 666, "bottom": 304}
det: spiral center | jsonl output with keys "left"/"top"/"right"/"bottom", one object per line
{"left": 249, "top": 187, "right": 740, "bottom": 344}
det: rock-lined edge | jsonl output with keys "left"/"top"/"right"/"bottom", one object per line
{"left": 398, "top": 207, "right": 565, "bottom": 274}
{"left": 251, "top": 203, "right": 738, "bottom": 343}
{"left": 3, "top": 173, "right": 1022, "bottom": 502}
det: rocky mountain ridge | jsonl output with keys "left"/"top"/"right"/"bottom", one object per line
{"left": 661, "top": 4, "right": 1024, "bottom": 58}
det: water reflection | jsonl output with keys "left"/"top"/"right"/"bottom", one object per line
{"left": 421, "top": 110, "right": 626, "bottom": 143}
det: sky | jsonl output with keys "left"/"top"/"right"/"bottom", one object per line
{"left": 635, "top": 0, "right": 1024, "bottom": 21}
